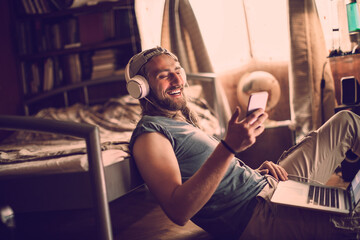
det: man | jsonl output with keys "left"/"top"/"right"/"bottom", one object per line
{"left": 128, "top": 47, "right": 360, "bottom": 239}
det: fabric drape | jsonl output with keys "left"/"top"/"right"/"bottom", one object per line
{"left": 161, "top": 0, "right": 231, "bottom": 136}
{"left": 288, "top": 0, "right": 336, "bottom": 142}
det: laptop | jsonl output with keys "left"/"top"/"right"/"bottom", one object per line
{"left": 270, "top": 169, "right": 360, "bottom": 215}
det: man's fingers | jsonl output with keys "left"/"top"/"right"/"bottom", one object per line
{"left": 247, "top": 109, "right": 265, "bottom": 125}
{"left": 257, "top": 169, "right": 269, "bottom": 175}
{"left": 259, "top": 161, "right": 288, "bottom": 181}
{"left": 269, "top": 163, "right": 288, "bottom": 181}
{"left": 229, "top": 107, "right": 240, "bottom": 125}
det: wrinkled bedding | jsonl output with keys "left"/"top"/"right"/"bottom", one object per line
{"left": 0, "top": 85, "right": 220, "bottom": 176}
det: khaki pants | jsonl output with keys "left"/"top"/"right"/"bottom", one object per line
{"left": 240, "top": 111, "right": 360, "bottom": 240}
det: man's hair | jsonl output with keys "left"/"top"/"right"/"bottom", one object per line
{"left": 129, "top": 47, "right": 178, "bottom": 79}
{"left": 133, "top": 48, "right": 199, "bottom": 127}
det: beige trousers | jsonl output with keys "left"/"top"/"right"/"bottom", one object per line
{"left": 240, "top": 111, "right": 360, "bottom": 240}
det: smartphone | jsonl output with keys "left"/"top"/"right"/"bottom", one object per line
{"left": 341, "top": 76, "right": 359, "bottom": 105}
{"left": 246, "top": 91, "right": 268, "bottom": 117}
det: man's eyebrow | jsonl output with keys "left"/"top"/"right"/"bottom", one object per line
{"left": 154, "top": 66, "right": 181, "bottom": 76}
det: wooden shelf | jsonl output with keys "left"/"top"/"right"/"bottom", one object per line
{"left": 10, "top": 0, "right": 141, "bottom": 115}
{"left": 15, "top": 0, "right": 134, "bottom": 19}
{"left": 19, "top": 38, "right": 137, "bottom": 60}
{"left": 329, "top": 53, "right": 360, "bottom": 105}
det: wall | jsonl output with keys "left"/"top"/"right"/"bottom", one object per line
{"left": 0, "top": 0, "right": 23, "bottom": 140}
{"left": 0, "top": 0, "right": 22, "bottom": 116}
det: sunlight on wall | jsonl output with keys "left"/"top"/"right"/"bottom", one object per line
{"left": 245, "top": 0, "right": 289, "bottom": 61}
{"left": 135, "top": 0, "right": 165, "bottom": 50}
{"left": 190, "top": 0, "right": 290, "bottom": 72}
{"left": 135, "top": 0, "right": 290, "bottom": 73}
{"left": 189, "top": 1, "right": 250, "bottom": 72}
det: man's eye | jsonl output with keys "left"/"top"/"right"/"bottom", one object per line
{"left": 158, "top": 74, "right": 169, "bottom": 79}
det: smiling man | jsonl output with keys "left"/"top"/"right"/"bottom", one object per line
{"left": 144, "top": 52, "right": 187, "bottom": 110}
{"left": 127, "top": 47, "right": 360, "bottom": 240}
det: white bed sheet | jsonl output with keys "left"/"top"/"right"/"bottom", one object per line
{"left": 0, "top": 149, "right": 129, "bottom": 177}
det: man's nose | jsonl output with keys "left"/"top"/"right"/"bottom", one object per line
{"left": 170, "top": 72, "right": 184, "bottom": 85}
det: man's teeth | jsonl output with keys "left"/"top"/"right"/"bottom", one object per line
{"left": 168, "top": 89, "right": 181, "bottom": 95}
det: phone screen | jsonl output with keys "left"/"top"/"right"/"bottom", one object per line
{"left": 341, "top": 76, "right": 357, "bottom": 105}
{"left": 246, "top": 91, "right": 268, "bottom": 116}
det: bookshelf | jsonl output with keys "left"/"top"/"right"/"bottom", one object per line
{"left": 10, "top": 0, "right": 141, "bottom": 115}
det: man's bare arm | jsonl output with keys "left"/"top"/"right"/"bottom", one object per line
{"left": 133, "top": 132, "right": 235, "bottom": 225}
{"left": 132, "top": 108, "right": 269, "bottom": 225}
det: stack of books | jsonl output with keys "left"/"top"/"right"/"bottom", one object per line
{"left": 91, "top": 49, "right": 116, "bottom": 80}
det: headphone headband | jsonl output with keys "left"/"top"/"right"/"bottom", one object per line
{"left": 127, "top": 47, "right": 178, "bottom": 79}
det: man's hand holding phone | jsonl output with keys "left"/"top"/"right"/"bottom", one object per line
{"left": 223, "top": 92, "right": 268, "bottom": 153}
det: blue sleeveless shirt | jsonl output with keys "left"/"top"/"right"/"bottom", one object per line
{"left": 129, "top": 115, "right": 268, "bottom": 239}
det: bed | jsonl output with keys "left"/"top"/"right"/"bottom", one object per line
{"left": 0, "top": 73, "right": 225, "bottom": 239}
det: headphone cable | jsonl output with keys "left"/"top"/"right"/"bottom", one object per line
{"left": 287, "top": 174, "right": 323, "bottom": 185}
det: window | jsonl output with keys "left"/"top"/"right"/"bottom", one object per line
{"left": 136, "top": 0, "right": 290, "bottom": 73}
{"left": 190, "top": 0, "right": 289, "bottom": 72}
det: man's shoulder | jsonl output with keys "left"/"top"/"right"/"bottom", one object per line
{"left": 134, "top": 115, "right": 171, "bottom": 134}
{"left": 130, "top": 116, "right": 174, "bottom": 150}
{"left": 138, "top": 115, "right": 175, "bottom": 126}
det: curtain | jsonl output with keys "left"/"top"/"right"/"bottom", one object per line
{"left": 161, "top": 0, "right": 231, "bottom": 135}
{"left": 288, "top": 0, "right": 336, "bottom": 142}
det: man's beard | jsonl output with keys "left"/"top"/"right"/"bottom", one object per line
{"left": 150, "top": 90, "right": 187, "bottom": 111}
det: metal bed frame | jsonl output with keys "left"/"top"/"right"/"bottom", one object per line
{"left": 0, "top": 115, "right": 114, "bottom": 240}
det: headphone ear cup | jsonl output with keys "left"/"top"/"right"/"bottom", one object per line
{"left": 127, "top": 75, "right": 150, "bottom": 99}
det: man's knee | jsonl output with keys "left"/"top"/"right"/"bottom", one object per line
{"left": 331, "top": 110, "right": 358, "bottom": 125}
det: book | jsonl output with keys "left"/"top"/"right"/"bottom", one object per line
{"left": 90, "top": 48, "right": 116, "bottom": 79}
{"left": 91, "top": 68, "right": 114, "bottom": 79}
{"left": 43, "top": 58, "right": 54, "bottom": 91}
{"left": 62, "top": 17, "right": 81, "bottom": 49}
{"left": 62, "top": 54, "right": 82, "bottom": 84}
{"left": 19, "top": 62, "right": 29, "bottom": 95}
{"left": 49, "top": 0, "right": 73, "bottom": 11}
{"left": 51, "top": 23, "right": 62, "bottom": 49}
{"left": 30, "top": 62, "right": 41, "bottom": 94}
{"left": 93, "top": 63, "right": 114, "bottom": 71}
{"left": 16, "top": 21, "right": 35, "bottom": 54}
{"left": 53, "top": 56, "right": 64, "bottom": 87}
{"left": 21, "top": 0, "right": 33, "bottom": 14}
{"left": 92, "top": 49, "right": 116, "bottom": 65}
{"left": 78, "top": 12, "right": 106, "bottom": 45}
{"left": 114, "top": 8, "right": 131, "bottom": 39}
{"left": 80, "top": 51, "right": 93, "bottom": 80}
{"left": 33, "top": 0, "right": 43, "bottom": 14}
{"left": 102, "top": 9, "right": 115, "bottom": 40}
{"left": 27, "top": 0, "right": 38, "bottom": 14}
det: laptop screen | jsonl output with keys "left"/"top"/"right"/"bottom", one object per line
{"left": 350, "top": 169, "right": 360, "bottom": 209}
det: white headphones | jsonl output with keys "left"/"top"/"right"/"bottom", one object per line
{"left": 125, "top": 47, "right": 186, "bottom": 99}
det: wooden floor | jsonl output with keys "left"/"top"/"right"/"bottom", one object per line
{"left": 4, "top": 185, "right": 212, "bottom": 240}
{"left": 1, "top": 171, "right": 350, "bottom": 240}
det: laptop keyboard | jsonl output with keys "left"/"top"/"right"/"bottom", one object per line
{"left": 308, "top": 185, "right": 340, "bottom": 208}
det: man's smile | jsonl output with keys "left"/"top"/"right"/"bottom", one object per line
{"left": 167, "top": 87, "right": 182, "bottom": 96}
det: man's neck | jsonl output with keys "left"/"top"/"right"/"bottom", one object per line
{"left": 171, "top": 111, "right": 187, "bottom": 122}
